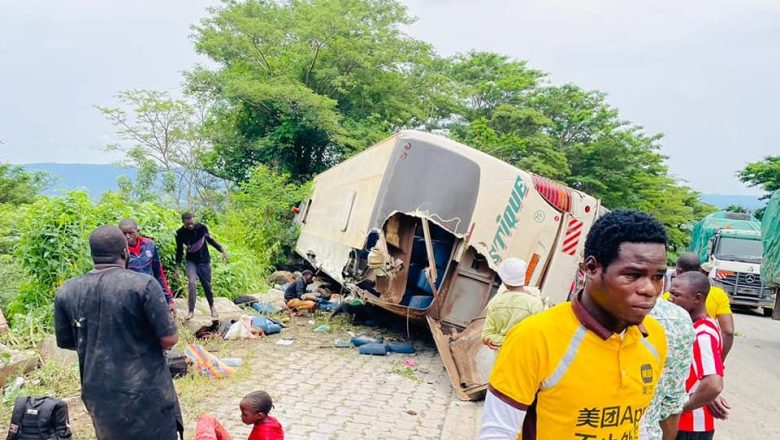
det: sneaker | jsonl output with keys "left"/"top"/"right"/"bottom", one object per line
{"left": 185, "top": 312, "right": 194, "bottom": 321}
{"left": 210, "top": 307, "right": 218, "bottom": 319}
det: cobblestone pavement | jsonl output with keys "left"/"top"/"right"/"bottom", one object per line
{"left": 183, "top": 317, "right": 455, "bottom": 440}
{"left": 7, "top": 312, "right": 458, "bottom": 439}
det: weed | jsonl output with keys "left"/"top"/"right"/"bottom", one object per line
{"left": 389, "top": 363, "right": 420, "bottom": 383}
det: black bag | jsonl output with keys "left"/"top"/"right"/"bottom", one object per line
{"left": 6, "top": 396, "right": 72, "bottom": 440}
{"left": 165, "top": 349, "right": 188, "bottom": 378}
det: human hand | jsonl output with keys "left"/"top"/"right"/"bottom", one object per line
{"left": 708, "top": 395, "right": 731, "bottom": 420}
{"left": 222, "top": 251, "right": 229, "bottom": 264}
{"left": 482, "top": 338, "right": 499, "bottom": 351}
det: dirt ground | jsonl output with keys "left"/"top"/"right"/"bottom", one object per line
{"left": 712, "top": 310, "right": 780, "bottom": 439}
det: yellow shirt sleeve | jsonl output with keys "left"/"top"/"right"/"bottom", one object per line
{"left": 488, "top": 317, "right": 547, "bottom": 408}
{"left": 706, "top": 286, "right": 732, "bottom": 317}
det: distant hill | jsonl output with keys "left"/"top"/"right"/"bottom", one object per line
{"left": 23, "top": 163, "right": 136, "bottom": 198}
{"left": 700, "top": 194, "right": 765, "bottom": 211}
{"left": 19, "top": 164, "right": 770, "bottom": 211}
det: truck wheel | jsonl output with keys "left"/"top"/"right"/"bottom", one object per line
{"left": 763, "top": 308, "right": 774, "bottom": 318}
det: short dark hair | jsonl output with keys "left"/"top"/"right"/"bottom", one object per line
{"left": 302, "top": 270, "right": 313, "bottom": 277}
{"left": 181, "top": 211, "right": 194, "bottom": 221}
{"left": 118, "top": 218, "right": 138, "bottom": 230}
{"left": 676, "top": 253, "right": 701, "bottom": 273}
{"left": 242, "top": 390, "right": 273, "bottom": 414}
{"left": 584, "top": 210, "right": 668, "bottom": 269}
{"left": 676, "top": 271, "right": 710, "bottom": 299}
{"left": 89, "top": 225, "right": 128, "bottom": 264}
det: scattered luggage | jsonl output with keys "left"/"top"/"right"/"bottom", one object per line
{"left": 165, "top": 349, "right": 189, "bottom": 378}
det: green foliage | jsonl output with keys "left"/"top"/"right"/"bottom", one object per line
{"left": 0, "top": 306, "right": 53, "bottom": 349}
{"left": 190, "top": 0, "right": 444, "bottom": 182}
{"left": 218, "top": 165, "right": 310, "bottom": 269}
{"left": 0, "top": 163, "right": 50, "bottom": 205}
{"left": 739, "top": 155, "right": 780, "bottom": 199}
{"left": 441, "top": 53, "right": 715, "bottom": 252}
{"left": 97, "top": 89, "right": 221, "bottom": 210}
{"left": 12, "top": 192, "right": 95, "bottom": 316}
{"left": 5, "top": 190, "right": 267, "bottom": 318}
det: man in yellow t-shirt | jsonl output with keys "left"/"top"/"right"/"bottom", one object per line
{"left": 663, "top": 253, "right": 734, "bottom": 361}
{"left": 480, "top": 211, "right": 669, "bottom": 440}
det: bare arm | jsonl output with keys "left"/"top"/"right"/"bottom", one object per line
{"left": 717, "top": 313, "right": 735, "bottom": 361}
{"left": 160, "top": 334, "right": 179, "bottom": 350}
{"left": 660, "top": 413, "right": 681, "bottom": 440}
{"left": 682, "top": 375, "right": 724, "bottom": 412}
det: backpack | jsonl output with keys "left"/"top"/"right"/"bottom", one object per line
{"left": 165, "top": 349, "right": 189, "bottom": 379}
{"left": 6, "top": 396, "right": 72, "bottom": 440}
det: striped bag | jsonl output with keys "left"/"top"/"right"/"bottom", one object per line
{"left": 182, "top": 344, "right": 236, "bottom": 379}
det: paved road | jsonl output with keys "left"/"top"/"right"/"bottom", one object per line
{"left": 714, "top": 310, "right": 780, "bottom": 439}
{"left": 185, "top": 318, "right": 455, "bottom": 440}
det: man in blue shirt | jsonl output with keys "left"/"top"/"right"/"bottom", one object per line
{"left": 119, "top": 218, "right": 174, "bottom": 312}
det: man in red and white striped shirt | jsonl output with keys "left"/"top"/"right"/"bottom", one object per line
{"left": 668, "top": 271, "right": 726, "bottom": 440}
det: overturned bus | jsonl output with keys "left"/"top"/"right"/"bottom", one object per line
{"left": 294, "top": 130, "right": 604, "bottom": 400}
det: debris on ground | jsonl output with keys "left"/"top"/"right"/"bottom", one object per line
{"left": 350, "top": 335, "right": 384, "bottom": 346}
{"left": 333, "top": 339, "right": 351, "bottom": 348}
{"left": 359, "top": 343, "right": 389, "bottom": 356}
{"left": 269, "top": 270, "right": 294, "bottom": 286}
{"left": 387, "top": 341, "right": 415, "bottom": 354}
{"left": 182, "top": 344, "right": 236, "bottom": 379}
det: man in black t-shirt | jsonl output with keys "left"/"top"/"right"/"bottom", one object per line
{"left": 55, "top": 225, "right": 182, "bottom": 440}
{"left": 175, "top": 212, "right": 228, "bottom": 320}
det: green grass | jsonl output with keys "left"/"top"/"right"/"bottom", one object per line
{"left": 389, "top": 362, "right": 420, "bottom": 382}
{"left": 0, "top": 361, "right": 82, "bottom": 432}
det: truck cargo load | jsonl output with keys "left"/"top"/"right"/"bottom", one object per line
{"left": 761, "top": 191, "right": 780, "bottom": 320}
{"left": 689, "top": 211, "right": 761, "bottom": 263}
{"left": 294, "top": 130, "right": 604, "bottom": 400}
{"left": 762, "top": 191, "right": 780, "bottom": 288}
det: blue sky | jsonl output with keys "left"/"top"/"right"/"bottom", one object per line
{"left": 1, "top": 0, "right": 777, "bottom": 195}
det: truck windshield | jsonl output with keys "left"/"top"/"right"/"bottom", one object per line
{"left": 716, "top": 237, "right": 763, "bottom": 262}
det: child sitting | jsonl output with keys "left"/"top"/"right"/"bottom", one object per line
{"left": 240, "top": 391, "right": 284, "bottom": 440}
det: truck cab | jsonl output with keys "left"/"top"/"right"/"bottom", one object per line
{"left": 707, "top": 227, "right": 773, "bottom": 312}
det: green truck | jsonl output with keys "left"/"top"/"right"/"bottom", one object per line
{"left": 690, "top": 210, "right": 773, "bottom": 315}
{"left": 762, "top": 191, "right": 780, "bottom": 320}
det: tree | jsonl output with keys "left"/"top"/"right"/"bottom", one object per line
{"left": 444, "top": 52, "right": 568, "bottom": 178}
{"left": 189, "top": 0, "right": 447, "bottom": 182}
{"left": 97, "top": 90, "right": 223, "bottom": 209}
{"left": 725, "top": 204, "right": 748, "bottom": 213}
{"left": 739, "top": 155, "right": 780, "bottom": 199}
{"left": 438, "top": 53, "right": 713, "bottom": 252}
{"left": 0, "top": 163, "right": 50, "bottom": 205}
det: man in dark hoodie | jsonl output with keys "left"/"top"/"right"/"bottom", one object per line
{"left": 175, "top": 212, "right": 228, "bottom": 320}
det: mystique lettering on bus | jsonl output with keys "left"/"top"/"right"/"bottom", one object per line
{"left": 489, "top": 176, "right": 529, "bottom": 263}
